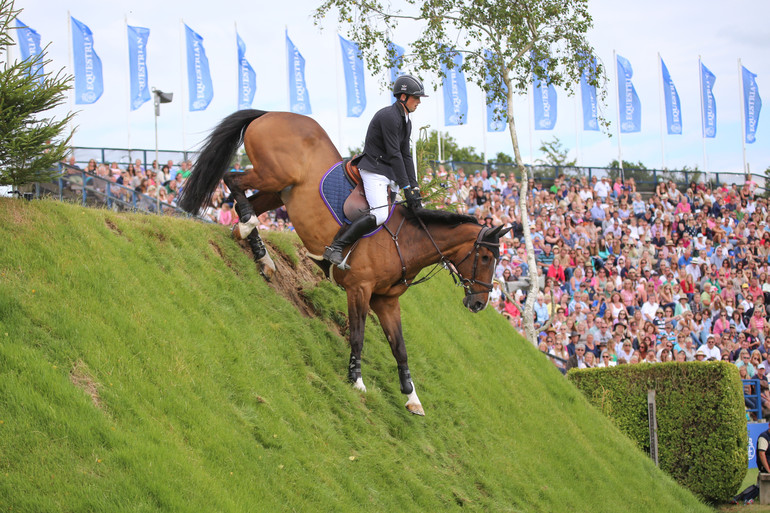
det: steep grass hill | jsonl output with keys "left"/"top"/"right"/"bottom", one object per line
{"left": 0, "top": 199, "right": 712, "bottom": 512}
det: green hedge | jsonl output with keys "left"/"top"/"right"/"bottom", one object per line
{"left": 568, "top": 362, "right": 747, "bottom": 503}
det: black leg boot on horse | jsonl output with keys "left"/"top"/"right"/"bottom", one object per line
{"left": 323, "top": 214, "right": 377, "bottom": 270}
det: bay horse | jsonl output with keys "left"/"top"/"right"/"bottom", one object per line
{"left": 179, "top": 110, "right": 509, "bottom": 415}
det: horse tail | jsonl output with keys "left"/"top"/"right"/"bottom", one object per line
{"left": 179, "top": 109, "right": 268, "bottom": 213}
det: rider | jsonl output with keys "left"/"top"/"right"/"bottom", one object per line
{"left": 323, "top": 74, "right": 428, "bottom": 269}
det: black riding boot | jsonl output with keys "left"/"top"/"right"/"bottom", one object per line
{"left": 323, "top": 214, "right": 378, "bottom": 270}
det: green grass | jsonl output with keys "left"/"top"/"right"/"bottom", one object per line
{"left": 0, "top": 198, "right": 715, "bottom": 512}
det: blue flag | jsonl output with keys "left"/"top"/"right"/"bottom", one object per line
{"left": 339, "top": 35, "right": 366, "bottom": 117}
{"left": 742, "top": 66, "right": 762, "bottom": 144}
{"left": 388, "top": 42, "right": 404, "bottom": 105}
{"left": 580, "top": 57, "right": 599, "bottom": 131}
{"left": 286, "top": 31, "right": 311, "bottom": 114}
{"left": 616, "top": 54, "right": 641, "bottom": 133}
{"left": 15, "top": 19, "right": 44, "bottom": 83}
{"left": 71, "top": 16, "right": 103, "bottom": 104}
{"left": 532, "top": 53, "right": 557, "bottom": 130}
{"left": 237, "top": 33, "right": 256, "bottom": 110}
{"left": 127, "top": 25, "right": 150, "bottom": 111}
{"left": 185, "top": 24, "right": 214, "bottom": 111}
{"left": 484, "top": 50, "right": 506, "bottom": 132}
{"left": 700, "top": 62, "right": 717, "bottom": 138}
{"left": 660, "top": 57, "right": 682, "bottom": 135}
{"left": 441, "top": 50, "right": 468, "bottom": 126}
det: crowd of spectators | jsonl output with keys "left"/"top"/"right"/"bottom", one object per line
{"left": 432, "top": 166, "right": 770, "bottom": 402}
{"left": 63, "top": 156, "right": 295, "bottom": 232}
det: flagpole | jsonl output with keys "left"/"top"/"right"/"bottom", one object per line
{"left": 527, "top": 83, "right": 534, "bottom": 168}
{"left": 436, "top": 97, "right": 442, "bottom": 162}
{"left": 67, "top": 12, "right": 76, "bottom": 145}
{"left": 613, "top": 50, "right": 624, "bottom": 181}
{"left": 573, "top": 94, "right": 581, "bottom": 167}
{"left": 179, "top": 19, "right": 187, "bottom": 152}
{"left": 657, "top": 53, "right": 666, "bottom": 170}
{"left": 697, "top": 56, "right": 709, "bottom": 185}
{"left": 125, "top": 15, "right": 132, "bottom": 154}
{"left": 235, "top": 21, "right": 238, "bottom": 110}
{"left": 482, "top": 90, "right": 488, "bottom": 165}
{"left": 334, "top": 34, "right": 343, "bottom": 152}
{"left": 738, "top": 58, "right": 748, "bottom": 176}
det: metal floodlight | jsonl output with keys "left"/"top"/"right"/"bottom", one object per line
{"left": 155, "top": 90, "right": 174, "bottom": 104}
{"left": 151, "top": 87, "right": 173, "bottom": 214}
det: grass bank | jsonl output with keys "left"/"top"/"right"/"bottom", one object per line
{"left": 0, "top": 199, "right": 712, "bottom": 512}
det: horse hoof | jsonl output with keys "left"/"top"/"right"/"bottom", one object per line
{"left": 405, "top": 403, "right": 425, "bottom": 416}
{"left": 258, "top": 254, "right": 276, "bottom": 281}
{"left": 231, "top": 225, "right": 243, "bottom": 240}
{"left": 352, "top": 377, "right": 367, "bottom": 393}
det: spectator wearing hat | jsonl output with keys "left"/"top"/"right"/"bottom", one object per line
{"left": 694, "top": 348, "right": 708, "bottom": 361}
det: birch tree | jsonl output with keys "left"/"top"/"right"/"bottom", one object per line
{"left": 314, "top": 0, "right": 606, "bottom": 343}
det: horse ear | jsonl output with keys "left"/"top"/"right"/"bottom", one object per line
{"left": 498, "top": 226, "right": 513, "bottom": 239}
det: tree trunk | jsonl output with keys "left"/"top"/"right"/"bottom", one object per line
{"left": 505, "top": 76, "right": 540, "bottom": 345}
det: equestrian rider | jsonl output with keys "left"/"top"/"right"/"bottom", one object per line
{"left": 323, "top": 74, "right": 428, "bottom": 269}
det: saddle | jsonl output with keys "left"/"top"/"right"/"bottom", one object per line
{"left": 343, "top": 154, "right": 363, "bottom": 187}
{"left": 341, "top": 155, "right": 368, "bottom": 222}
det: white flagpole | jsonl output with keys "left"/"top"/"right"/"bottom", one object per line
{"left": 334, "top": 34, "right": 343, "bottom": 152}
{"left": 67, "top": 12, "right": 76, "bottom": 144}
{"left": 738, "top": 58, "right": 748, "bottom": 176}
{"left": 657, "top": 53, "right": 666, "bottom": 170}
{"left": 613, "top": 50, "right": 624, "bottom": 180}
{"left": 698, "top": 56, "right": 708, "bottom": 183}
{"left": 573, "top": 94, "right": 581, "bottom": 167}
{"left": 125, "top": 15, "right": 132, "bottom": 153}
{"left": 179, "top": 19, "right": 187, "bottom": 152}
{"left": 481, "top": 90, "right": 488, "bottom": 165}
{"left": 436, "top": 98, "right": 442, "bottom": 162}
{"left": 235, "top": 21, "right": 238, "bottom": 110}
{"left": 527, "top": 83, "right": 534, "bottom": 167}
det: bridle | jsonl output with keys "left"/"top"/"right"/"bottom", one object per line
{"left": 385, "top": 215, "right": 497, "bottom": 299}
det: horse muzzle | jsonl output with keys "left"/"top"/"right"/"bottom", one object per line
{"left": 463, "top": 295, "right": 487, "bottom": 313}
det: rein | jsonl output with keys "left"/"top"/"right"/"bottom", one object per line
{"left": 384, "top": 211, "right": 496, "bottom": 297}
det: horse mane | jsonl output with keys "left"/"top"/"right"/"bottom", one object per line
{"left": 403, "top": 207, "right": 480, "bottom": 228}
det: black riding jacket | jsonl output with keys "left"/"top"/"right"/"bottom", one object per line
{"left": 358, "top": 102, "right": 418, "bottom": 190}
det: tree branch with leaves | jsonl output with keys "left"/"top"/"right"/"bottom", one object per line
{"left": 0, "top": 0, "right": 73, "bottom": 189}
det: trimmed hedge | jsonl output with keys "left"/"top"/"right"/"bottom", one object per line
{"left": 568, "top": 361, "right": 747, "bottom": 503}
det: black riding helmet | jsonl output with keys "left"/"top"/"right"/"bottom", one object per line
{"left": 392, "top": 74, "right": 429, "bottom": 98}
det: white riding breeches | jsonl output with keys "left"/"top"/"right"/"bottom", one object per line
{"left": 359, "top": 168, "right": 398, "bottom": 225}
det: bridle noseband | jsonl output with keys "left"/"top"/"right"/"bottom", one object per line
{"left": 442, "top": 226, "right": 497, "bottom": 299}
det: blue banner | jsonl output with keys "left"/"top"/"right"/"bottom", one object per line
{"left": 71, "top": 16, "right": 103, "bottom": 105}
{"left": 185, "top": 24, "right": 214, "bottom": 111}
{"left": 441, "top": 50, "right": 468, "bottom": 126}
{"left": 532, "top": 54, "right": 557, "bottom": 130}
{"left": 127, "top": 25, "right": 150, "bottom": 111}
{"left": 616, "top": 54, "right": 641, "bottom": 133}
{"left": 700, "top": 62, "right": 717, "bottom": 138}
{"left": 388, "top": 42, "right": 404, "bottom": 105}
{"left": 742, "top": 65, "right": 762, "bottom": 144}
{"left": 15, "top": 18, "right": 44, "bottom": 83}
{"left": 237, "top": 33, "right": 256, "bottom": 110}
{"left": 339, "top": 35, "right": 366, "bottom": 117}
{"left": 484, "top": 50, "right": 507, "bottom": 132}
{"left": 660, "top": 57, "right": 682, "bottom": 135}
{"left": 580, "top": 57, "right": 599, "bottom": 131}
{"left": 748, "top": 422, "right": 768, "bottom": 469}
{"left": 286, "top": 31, "right": 311, "bottom": 114}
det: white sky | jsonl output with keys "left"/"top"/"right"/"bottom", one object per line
{"left": 12, "top": 0, "right": 770, "bottom": 174}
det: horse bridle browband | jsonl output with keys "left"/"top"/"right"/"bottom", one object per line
{"left": 384, "top": 214, "right": 497, "bottom": 298}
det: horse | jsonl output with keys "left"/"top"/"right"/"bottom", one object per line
{"left": 179, "top": 109, "right": 509, "bottom": 415}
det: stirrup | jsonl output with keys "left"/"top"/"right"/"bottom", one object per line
{"left": 323, "top": 246, "right": 351, "bottom": 271}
